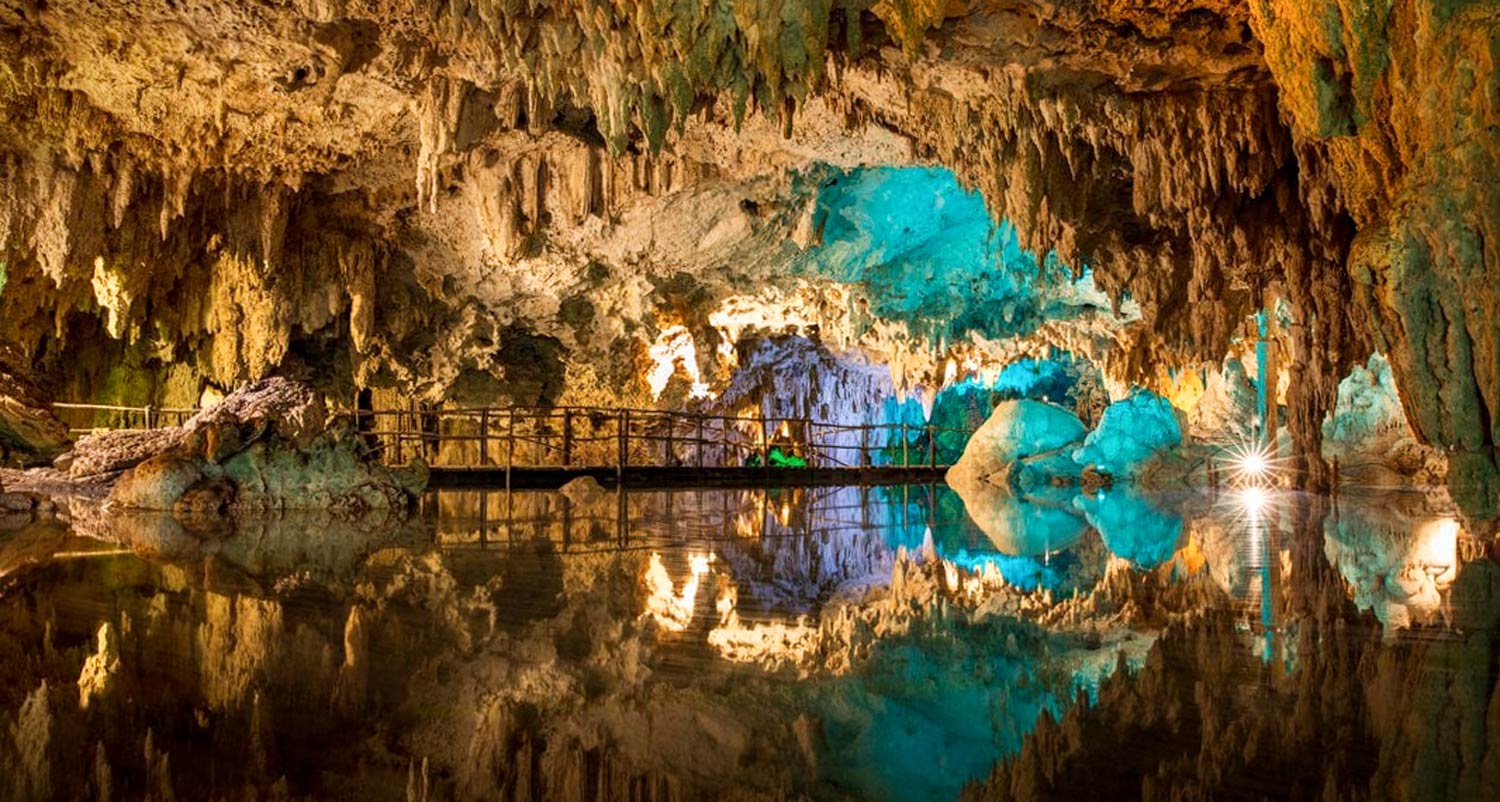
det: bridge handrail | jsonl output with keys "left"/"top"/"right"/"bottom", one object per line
{"left": 51, "top": 401, "right": 980, "bottom": 470}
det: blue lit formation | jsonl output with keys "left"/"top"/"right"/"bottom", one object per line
{"left": 794, "top": 166, "right": 1095, "bottom": 343}
{"left": 875, "top": 354, "right": 1099, "bottom": 465}
{"left": 872, "top": 484, "right": 1187, "bottom": 592}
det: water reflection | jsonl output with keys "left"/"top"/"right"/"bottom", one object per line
{"left": 0, "top": 483, "right": 1493, "bottom": 801}
{"left": 1325, "top": 496, "right": 1463, "bottom": 630}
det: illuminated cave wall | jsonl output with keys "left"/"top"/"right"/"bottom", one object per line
{"left": 792, "top": 166, "right": 1110, "bottom": 344}
{"left": 3, "top": 0, "right": 1496, "bottom": 501}
{"left": 691, "top": 166, "right": 1124, "bottom": 458}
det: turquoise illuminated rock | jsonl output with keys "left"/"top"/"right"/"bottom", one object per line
{"left": 1071, "top": 391, "right": 1183, "bottom": 479}
{"left": 795, "top": 166, "right": 1082, "bottom": 343}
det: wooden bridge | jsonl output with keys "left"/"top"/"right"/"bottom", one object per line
{"left": 52, "top": 402, "right": 976, "bottom": 488}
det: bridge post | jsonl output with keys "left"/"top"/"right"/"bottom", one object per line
{"left": 562, "top": 410, "right": 573, "bottom": 467}
{"left": 901, "top": 422, "right": 908, "bottom": 467}
{"left": 479, "top": 409, "right": 490, "bottom": 466}
{"left": 617, "top": 409, "right": 629, "bottom": 483}
{"left": 695, "top": 414, "right": 705, "bottom": 468}
{"left": 505, "top": 409, "right": 515, "bottom": 495}
{"left": 759, "top": 413, "right": 769, "bottom": 478}
{"left": 720, "top": 416, "right": 729, "bottom": 467}
{"left": 664, "top": 413, "right": 673, "bottom": 466}
{"left": 927, "top": 424, "right": 936, "bottom": 467}
{"left": 802, "top": 416, "right": 812, "bottom": 467}
{"left": 860, "top": 425, "right": 869, "bottom": 469}
{"left": 392, "top": 410, "right": 402, "bottom": 465}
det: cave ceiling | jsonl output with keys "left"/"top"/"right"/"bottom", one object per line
{"left": 1, "top": 0, "right": 1497, "bottom": 508}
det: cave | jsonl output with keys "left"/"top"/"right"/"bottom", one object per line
{"left": 2, "top": 2, "right": 1499, "bottom": 800}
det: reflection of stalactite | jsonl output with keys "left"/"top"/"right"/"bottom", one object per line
{"left": 967, "top": 500, "right": 1500, "bottom": 802}
{"left": 11, "top": 681, "right": 54, "bottom": 801}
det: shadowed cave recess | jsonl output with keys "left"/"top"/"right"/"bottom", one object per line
{"left": 2, "top": 1, "right": 1500, "bottom": 801}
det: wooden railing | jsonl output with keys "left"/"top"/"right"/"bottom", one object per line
{"left": 53, "top": 402, "right": 977, "bottom": 472}
{"left": 51, "top": 402, "right": 197, "bottom": 434}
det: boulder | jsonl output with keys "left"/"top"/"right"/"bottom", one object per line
{"left": 101, "top": 378, "right": 424, "bottom": 516}
{"left": 1071, "top": 391, "right": 1183, "bottom": 480}
{"left": 948, "top": 400, "right": 1087, "bottom": 486}
{"left": 107, "top": 452, "right": 208, "bottom": 511}
{"left": 0, "top": 490, "right": 36, "bottom": 513}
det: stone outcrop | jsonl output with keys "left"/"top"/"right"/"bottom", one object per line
{"left": 70, "top": 377, "right": 426, "bottom": 517}
{"left": 66, "top": 428, "right": 184, "bottom": 479}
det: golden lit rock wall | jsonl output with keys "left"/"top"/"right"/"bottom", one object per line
{"left": 0, "top": 1, "right": 1497, "bottom": 506}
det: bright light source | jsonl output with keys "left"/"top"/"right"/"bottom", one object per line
{"left": 1221, "top": 436, "right": 1277, "bottom": 487}
{"left": 1413, "top": 518, "right": 1460, "bottom": 583}
{"left": 1237, "top": 486, "right": 1269, "bottom": 517}
{"left": 689, "top": 552, "right": 715, "bottom": 576}
{"left": 647, "top": 325, "right": 716, "bottom": 401}
{"left": 1239, "top": 450, "right": 1269, "bottom": 478}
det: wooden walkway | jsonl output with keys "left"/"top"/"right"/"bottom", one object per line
{"left": 53, "top": 402, "right": 972, "bottom": 488}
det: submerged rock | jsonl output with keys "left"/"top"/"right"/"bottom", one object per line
{"left": 560, "top": 475, "right": 608, "bottom": 504}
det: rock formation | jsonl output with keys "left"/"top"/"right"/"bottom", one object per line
{"left": 61, "top": 377, "right": 426, "bottom": 520}
{"left": 0, "top": 343, "right": 68, "bottom": 466}
{"left": 0, "top": 2, "right": 1496, "bottom": 514}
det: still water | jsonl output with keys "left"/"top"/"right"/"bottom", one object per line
{"left": 0, "top": 483, "right": 1495, "bottom": 801}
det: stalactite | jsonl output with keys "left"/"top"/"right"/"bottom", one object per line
{"left": 0, "top": 0, "right": 1494, "bottom": 506}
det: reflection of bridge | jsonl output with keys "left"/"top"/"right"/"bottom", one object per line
{"left": 427, "top": 483, "right": 958, "bottom": 555}
{"left": 52, "top": 402, "right": 975, "bottom": 488}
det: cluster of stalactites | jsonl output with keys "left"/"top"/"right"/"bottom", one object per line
{"left": 415, "top": 74, "right": 712, "bottom": 247}
{"left": 0, "top": 145, "right": 384, "bottom": 389}
{"left": 426, "top": 0, "right": 861, "bottom": 154}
